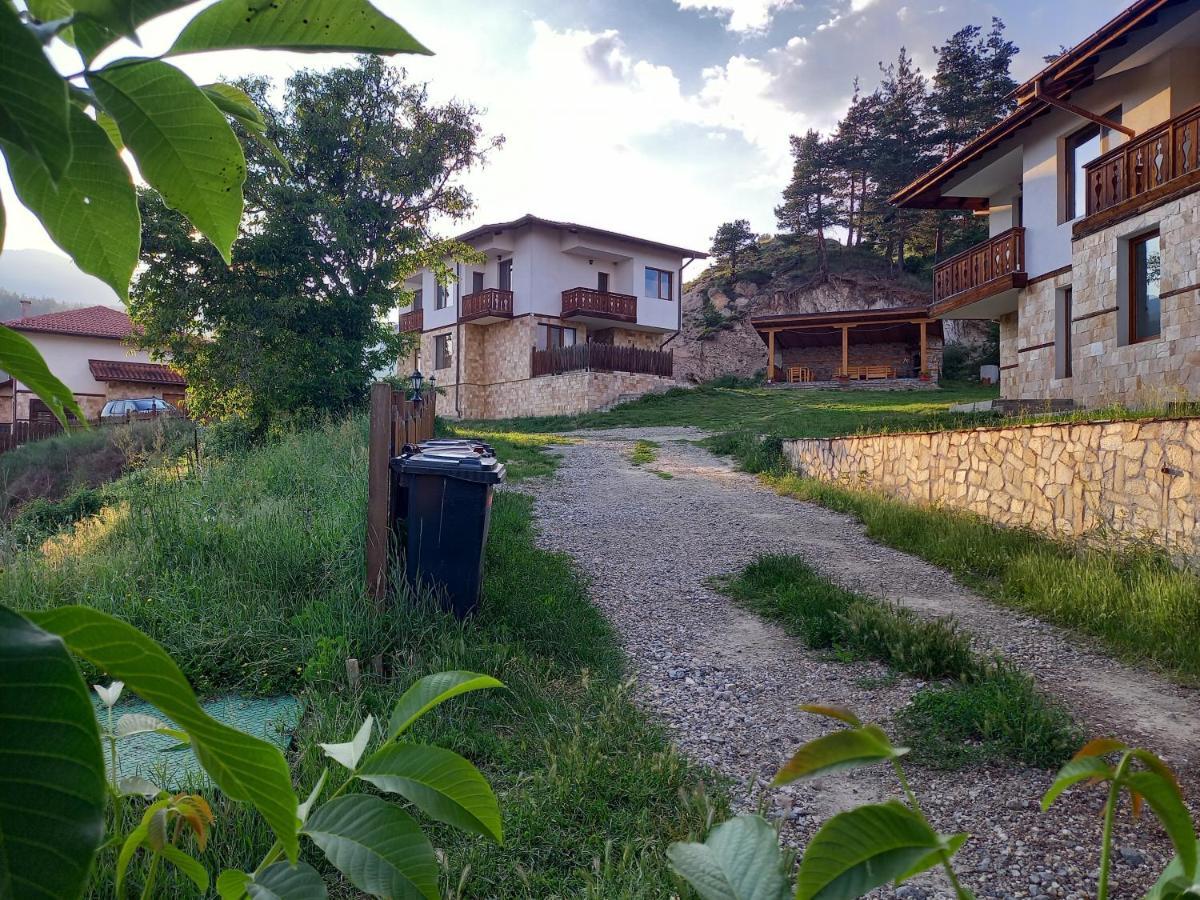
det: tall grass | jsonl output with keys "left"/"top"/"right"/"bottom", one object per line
{"left": 5, "top": 416, "right": 725, "bottom": 897}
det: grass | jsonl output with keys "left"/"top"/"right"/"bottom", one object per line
{"left": 5, "top": 416, "right": 726, "bottom": 897}
{"left": 439, "top": 422, "right": 575, "bottom": 482}
{"left": 716, "top": 554, "right": 1080, "bottom": 769}
{"left": 629, "top": 439, "right": 659, "bottom": 466}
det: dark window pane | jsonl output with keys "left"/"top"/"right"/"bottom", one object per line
{"left": 645, "top": 268, "right": 657, "bottom": 297}
{"left": 1133, "top": 233, "right": 1162, "bottom": 340}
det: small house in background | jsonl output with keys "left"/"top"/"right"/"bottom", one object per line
{"left": 397, "top": 214, "right": 706, "bottom": 420}
{"left": 0, "top": 304, "right": 185, "bottom": 426}
{"left": 893, "top": 0, "right": 1200, "bottom": 408}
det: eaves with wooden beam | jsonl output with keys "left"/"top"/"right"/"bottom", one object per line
{"left": 890, "top": 0, "right": 1181, "bottom": 211}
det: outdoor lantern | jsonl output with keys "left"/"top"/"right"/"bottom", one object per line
{"left": 408, "top": 369, "right": 425, "bottom": 402}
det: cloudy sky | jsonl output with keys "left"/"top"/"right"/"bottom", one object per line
{"left": 5, "top": 0, "right": 1130, "bottom": 277}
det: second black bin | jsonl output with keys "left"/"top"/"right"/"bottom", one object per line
{"left": 391, "top": 447, "right": 506, "bottom": 618}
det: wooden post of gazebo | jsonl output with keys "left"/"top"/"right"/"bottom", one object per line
{"left": 841, "top": 326, "right": 849, "bottom": 377}
{"left": 767, "top": 329, "right": 776, "bottom": 383}
{"left": 919, "top": 320, "right": 928, "bottom": 376}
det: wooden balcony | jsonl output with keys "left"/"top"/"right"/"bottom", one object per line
{"left": 530, "top": 343, "right": 672, "bottom": 378}
{"left": 561, "top": 287, "right": 638, "bottom": 324}
{"left": 1078, "top": 104, "right": 1200, "bottom": 237}
{"left": 931, "top": 227, "right": 1026, "bottom": 318}
{"left": 460, "top": 288, "right": 513, "bottom": 323}
{"left": 398, "top": 309, "right": 423, "bottom": 332}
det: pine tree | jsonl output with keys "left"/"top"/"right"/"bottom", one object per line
{"left": 777, "top": 130, "right": 841, "bottom": 280}
{"left": 710, "top": 219, "right": 757, "bottom": 280}
{"left": 930, "top": 18, "right": 1018, "bottom": 157}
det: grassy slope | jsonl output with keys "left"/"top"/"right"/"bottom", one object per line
{"left": 461, "top": 381, "right": 999, "bottom": 438}
{"left": 6, "top": 419, "right": 723, "bottom": 897}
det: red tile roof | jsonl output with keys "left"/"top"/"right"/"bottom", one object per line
{"left": 3, "top": 305, "right": 135, "bottom": 339}
{"left": 88, "top": 359, "right": 186, "bottom": 386}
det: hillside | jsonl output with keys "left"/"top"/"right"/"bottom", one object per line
{"left": 673, "top": 237, "right": 992, "bottom": 383}
{"left": 0, "top": 248, "right": 121, "bottom": 307}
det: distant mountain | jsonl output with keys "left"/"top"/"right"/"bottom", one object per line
{"left": 0, "top": 288, "right": 86, "bottom": 322}
{"left": 0, "top": 249, "right": 122, "bottom": 308}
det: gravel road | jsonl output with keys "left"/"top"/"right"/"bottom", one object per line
{"left": 522, "top": 427, "right": 1200, "bottom": 900}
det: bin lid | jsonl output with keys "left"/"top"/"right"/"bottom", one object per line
{"left": 392, "top": 448, "right": 506, "bottom": 484}
{"left": 419, "top": 438, "right": 495, "bottom": 455}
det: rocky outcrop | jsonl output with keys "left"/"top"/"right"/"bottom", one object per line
{"left": 672, "top": 272, "right": 991, "bottom": 384}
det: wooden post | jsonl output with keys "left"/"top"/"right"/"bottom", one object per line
{"left": 767, "top": 329, "right": 776, "bottom": 383}
{"left": 919, "top": 320, "right": 928, "bottom": 376}
{"left": 841, "top": 326, "right": 849, "bottom": 377}
{"left": 366, "top": 382, "right": 393, "bottom": 607}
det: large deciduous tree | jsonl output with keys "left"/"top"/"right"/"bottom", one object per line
{"left": 131, "top": 58, "right": 499, "bottom": 426}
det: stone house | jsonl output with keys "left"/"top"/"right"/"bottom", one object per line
{"left": 892, "top": 0, "right": 1200, "bottom": 408}
{"left": 397, "top": 214, "right": 706, "bottom": 419}
{"left": 0, "top": 304, "right": 185, "bottom": 425}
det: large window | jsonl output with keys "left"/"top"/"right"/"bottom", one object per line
{"left": 537, "top": 323, "right": 577, "bottom": 350}
{"left": 1129, "top": 230, "right": 1162, "bottom": 343}
{"left": 434, "top": 333, "right": 454, "bottom": 369}
{"left": 1063, "top": 108, "right": 1121, "bottom": 221}
{"left": 1055, "top": 286, "right": 1073, "bottom": 379}
{"left": 645, "top": 266, "right": 673, "bottom": 299}
{"left": 435, "top": 284, "right": 449, "bottom": 310}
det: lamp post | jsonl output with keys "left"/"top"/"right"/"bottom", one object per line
{"left": 408, "top": 369, "right": 425, "bottom": 403}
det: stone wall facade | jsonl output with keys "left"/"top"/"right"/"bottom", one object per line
{"left": 1004, "top": 187, "right": 1200, "bottom": 407}
{"left": 416, "top": 315, "right": 674, "bottom": 419}
{"left": 783, "top": 416, "right": 1200, "bottom": 559}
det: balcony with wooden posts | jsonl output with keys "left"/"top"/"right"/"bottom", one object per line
{"left": 398, "top": 309, "right": 424, "bottom": 333}
{"left": 530, "top": 342, "right": 672, "bottom": 379}
{"left": 931, "top": 227, "right": 1027, "bottom": 319}
{"left": 1077, "top": 103, "right": 1200, "bottom": 238}
{"left": 460, "top": 288, "right": 514, "bottom": 323}
{"left": 560, "top": 287, "right": 638, "bottom": 325}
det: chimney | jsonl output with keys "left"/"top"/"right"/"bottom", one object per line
{"left": 19, "top": 299, "right": 31, "bottom": 318}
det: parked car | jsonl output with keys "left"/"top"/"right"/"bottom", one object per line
{"left": 100, "top": 397, "right": 180, "bottom": 424}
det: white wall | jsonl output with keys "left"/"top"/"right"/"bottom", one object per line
{"left": 15, "top": 332, "right": 154, "bottom": 396}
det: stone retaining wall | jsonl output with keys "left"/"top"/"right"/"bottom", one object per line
{"left": 783, "top": 416, "right": 1200, "bottom": 558}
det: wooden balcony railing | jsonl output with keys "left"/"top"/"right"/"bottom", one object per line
{"left": 530, "top": 343, "right": 673, "bottom": 378}
{"left": 1083, "top": 103, "right": 1200, "bottom": 222}
{"left": 932, "top": 227, "right": 1026, "bottom": 308}
{"left": 398, "top": 309, "right": 423, "bottom": 332}
{"left": 561, "top": 287, "right": 638, "bottom": 323}
{"left": 460, "top": 288, "right": 513, "bottom": 322}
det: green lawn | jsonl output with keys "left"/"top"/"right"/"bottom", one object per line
{"left": 460, "top": 380, "right": 999, "bottom": 438}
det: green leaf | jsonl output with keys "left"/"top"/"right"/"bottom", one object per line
{"left": 800, "top": 705, "right": 863, "bottom": 727}
{"left": 1125, "top": 772, "right": 1198, "bottom": 877}
{"left": 68, "top": 0, "right": 141, "bottom": 38}
{"left": 895, "top": 832, "right": 968, "bottom": 883}
{"left": 247, "top": 862, "right": 329, "bottom": 900}
{"left": 3, "top": 104, "right": 139, "bottom": 301}
{"left": 795, "top": 801, "right": 946, "bottom": 900}
{"left": 666, "top": 815, "right": 791, "bottom": 900}
{"left": 0, "top": 0, "right": 71, "bottom": 183}
{"left": 168, "top": 0, "right": 432, "bottom": 57}
{"left": 1145, "top": 856, "right": 1200, "bottom": 900}
{"left": 97, "top": 109, "right": 124, "bottom": 151}
{"left": 88, "top": 58, "right": 246, "bottom": 263}
{"left": 159, "top": 843, "right": 210, "bottom": 893}
{"left": 1073, "top": 738, "right": 1127, "bottom": 759}
{"left": 387, "top": 671, "right": 503, "bottom": 739}
{"left": 29, "top": 606, "right": 300, "bottom": 862}
{"left": 217, "top": 869, "right": 251, "bottom": 900}
{"left": 117, "top": 798, "right": 170, "bottom": 897}
{"left": 319, "top": 715, "right": 373, "bottom": 771}
{"left": 358, "top": 743, "right": 503, "bottom": 843}
{"left": 0, "top": 606, "right": 106, "bottom": 900}
{"left": 201, "top": 83, "right": 265, "bottom": 130}
{"left": 57, "top": 0, "right": 198, "bottom": 63}
{"left": 1041, "top": 755, "right": 1113, "bottom": 810}
{"left": 773, "top": 725, "right": 904, "bottom": 786}
{"left": 304, "top": 794, "right": 438, "bottom": 900}
{"left": 0, "top": 324, "right": 87, "bottom": 426}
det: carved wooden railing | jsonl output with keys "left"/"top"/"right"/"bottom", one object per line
{"left": 460, "top": 288, "right": 514, "bottom": 321}
{"left": 530, "top": 342, "right": 672, "bottom": 378}
{"left": 398, "top": 309, "right": 423, "bottom": 332}
{"left": 932, "top": 227, "right": 1025, "bottom": 304}
{"left": 561, "top": 287, "right": 638, "bottom": 322}
{"left": 1084, "top": 104, "right": 1200, "bottom": 218}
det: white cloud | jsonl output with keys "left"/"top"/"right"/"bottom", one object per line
{"left": 674, "top": 0, "right": 799, "bottom": 32}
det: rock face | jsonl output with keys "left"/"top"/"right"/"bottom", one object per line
{"left": 672, "top": 272, "right": 990, "bottom": 384}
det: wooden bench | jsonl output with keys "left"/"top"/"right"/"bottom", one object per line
{"left": 787, "top": 366, "right": 814, "bottom": 383}
{"left": 840, "top": 365, "right": 895, "bottom": 380}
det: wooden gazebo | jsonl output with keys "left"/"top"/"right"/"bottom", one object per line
{"left": 752, "top": 306, "right": 942, "bottom": 383}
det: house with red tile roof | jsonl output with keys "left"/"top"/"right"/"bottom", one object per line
{"left": 0, "top": 302, "right": 185, "bottom": 424}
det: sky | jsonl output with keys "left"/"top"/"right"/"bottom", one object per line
{"left": 4, "top": 0, "right": 1132, "bottom": 282}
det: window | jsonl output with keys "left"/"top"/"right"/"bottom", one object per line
{"left": 434, "top": 333, "right": 454, "bottom": 369}
{"left": 435, "top": 284, "right": 449, "bottom": 310}
{"left": 1063, "top": 107, "right": 1121, "bottom": 222}
{"left": 1129, "top": 230, "right": 1162, "bottom": 342}
{"left": 537, "top": 324, "right": 577, "bottom": 350}
{"left": 412, "top": 288, "right": 423, "bottom": 310}
{"left": 645, "top": 266, "right": 673, "bottom": 299}
{"left": 1055, "top": 286, "right": 1073, "bottom": 379}
{"left": 597, "top": 271, "right": 610, "bottom": 292}
{"left": 471, "top": 271, "right": 484, "bottom": 293}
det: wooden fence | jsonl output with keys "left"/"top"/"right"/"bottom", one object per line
{"left": 530, "top": 342, "right": 673, "bottom": 378}
{"left": 366, "top": 382, "right": 436, "bottom": 604}
{"left": 0, "top": 419, "right": 70, "bottom": 455}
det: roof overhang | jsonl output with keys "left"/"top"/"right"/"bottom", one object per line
{"left": 456, "top": 214, "right": 708, "bottom": 260}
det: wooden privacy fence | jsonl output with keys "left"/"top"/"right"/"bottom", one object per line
{"left": 530, "top": 342, "right": 673, "bottom": 378}
{"left": 366, "top": 382, "right": 436, "bottom": 603}
{"left": 0, "top": 419, "right": 72, "bottom": 454}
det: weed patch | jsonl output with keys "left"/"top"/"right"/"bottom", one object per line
{"left": 630, "top": 439, "right": 659, "bottom": 466}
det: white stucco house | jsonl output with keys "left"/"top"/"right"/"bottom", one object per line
{"left": 0, "top": 304, "right": 185, "bottom": 425}
{"left": 398, "top": 214, "right": 707, "bottom": 419}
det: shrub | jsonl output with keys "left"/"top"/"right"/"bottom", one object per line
{"left": 10, "top": 487, "right": 105, "bottom": 539}
{"left": 704, "top": 432, "right": 784, "bottom": 473}
{"left": 839, "top": 600, "right": 978, "bottom": 682}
